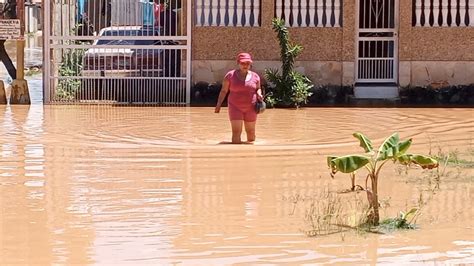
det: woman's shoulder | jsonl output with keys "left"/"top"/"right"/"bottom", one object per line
{"left": 226, "top": 69, "right": 237, "bottom": 75}
{"left": 250, "top": 71, "right": 261, "bottom": 80}
{"left": 224, "top": 69, "right": 237, "bottom": 79}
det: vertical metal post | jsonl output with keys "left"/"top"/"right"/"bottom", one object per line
{"left": 9, "top": 0, "right": 30, "bottom": 104}
{"left": 43, "top": 0, "right": 51, "bottom": 103}
{"left": 394, "top": 0, "right": 399, "bottom": 83}
{"left": 355, "top": 0, "right": 360, "bottom": 82}
{"left": 16, "top": 0, "right": 25, "bottom": 80}
{"left": 186, "top": 0, "right": 192, "bottom": 105}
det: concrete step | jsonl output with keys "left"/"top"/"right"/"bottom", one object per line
{"left": 354, "top": 86, "right": 399, "bottom": 99}
{"left": 347, "top": 96, "right": 400, "bottom": 107}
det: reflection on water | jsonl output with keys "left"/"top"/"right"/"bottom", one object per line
{"left": 0, "top": 106, "right": 473, "bottom": 264}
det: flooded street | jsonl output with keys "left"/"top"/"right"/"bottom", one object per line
{"left": 0, "top": 101, "right": 473, "bottom": 264}
{"left": 0, "top": 34, "right": 473, "bottom": 265}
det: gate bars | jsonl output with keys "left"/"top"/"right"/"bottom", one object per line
{"left": 43, "top": 0, "right": 192, "bottom": 104}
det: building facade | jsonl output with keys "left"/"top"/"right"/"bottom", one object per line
{"left": 191, "top": 0, "right": 474, "bottom": 97}
{"left": 39, "top": 0, "right": 473, "bottom": 103}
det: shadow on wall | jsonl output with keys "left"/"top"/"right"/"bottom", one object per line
{"left": 191, "top": 81, "right": 222, "bottom": 106}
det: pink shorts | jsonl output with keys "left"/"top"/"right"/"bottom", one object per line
{"left": 228, "top": 104, "right": 257, "bottom": 122}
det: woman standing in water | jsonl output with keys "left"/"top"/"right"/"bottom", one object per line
{"left": 215, "top": 52, "right": 263, "bottom": 144}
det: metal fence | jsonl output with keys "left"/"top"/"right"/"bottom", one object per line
{"left": 43, "top": 0, "right": 191, "bottom": 104}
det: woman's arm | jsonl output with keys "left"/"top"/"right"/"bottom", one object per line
{"left": 214, "top": 78, "right": 230, "bottom": 113}
{"left": 256, "top": 78, "right": 263, "bottom": 101}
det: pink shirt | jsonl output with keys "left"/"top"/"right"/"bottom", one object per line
{"left": 225, "top": 70, "right": 260, "bottom": 110}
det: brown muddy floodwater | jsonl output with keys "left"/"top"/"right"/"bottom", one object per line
{"left": 0, "top": 105, "right": 473, "bottom": 265}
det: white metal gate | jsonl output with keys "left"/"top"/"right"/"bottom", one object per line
{"left": 356, "top": 0, "right": 398, "bottom": 83}
{"left": 43, "top": 0, "right": 191, "bottom": 104}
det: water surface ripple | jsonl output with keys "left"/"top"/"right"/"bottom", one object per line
{"left": 0, "top": 105, "right": 473, "bottom": 265}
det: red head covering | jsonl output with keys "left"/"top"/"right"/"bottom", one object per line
{"left": 237, "top": 52, "right": 253, "bottom": 63}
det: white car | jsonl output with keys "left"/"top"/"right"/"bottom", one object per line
{"left": 82, "top": 26, "right": 164, "bottom": 77}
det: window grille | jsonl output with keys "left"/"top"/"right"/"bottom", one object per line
{"left": 413, "top": 0, "right": 474, "bottom": 27}
{"left": 274, "top": 0, "right": 342, "bottom": 27}
{"left": 195, "top": 0, "right": 261, "bottom": 26}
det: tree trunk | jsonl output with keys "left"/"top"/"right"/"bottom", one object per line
{"left": 371, "top": 177, "right": 380, "bottom": 225}
{"left": 366, "top": 175, "right": 380, "bottom": 225}
{"left": 350, "top": 172, "right": 355, "bottom": 191}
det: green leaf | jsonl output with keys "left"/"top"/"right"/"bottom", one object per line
{"left": 397, "top": 154, "right": 412, "bottom": 164}
{"left": 398, "top": 154, "right": 439, "bottom": 169}
{"left": 264, "top": 68, "right": 281, "bottom": 84}
{"left": 410, "top": 154, "right": 439, "bottom": 169}
{"left": 327, "top": 155, "right": 339, "bottom": 175}
{"left": 397, "top": 138, "right": 412, "bottom": 156}
{"left": 377, "top": 133, "right": 400, "bottom": 161}
{"left": 327, "top": 156, "right": 337, "bottom": 167}
{"left": 353, "top": 132, "right": 373, "bottom": 153}
{"left": 403, "top": 208, "right": 418, "bottom": 221}
{"left": 330, "top": 155, "right": 371, "bottom": 173}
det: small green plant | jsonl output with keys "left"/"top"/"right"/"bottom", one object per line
{"left": 55, "top": 25, "right": 87, "bottom": 101}
{"left": 55, "top": 48, "right": 85, "bottom": 101}
{"left": 380, "top": 208, "right": 419, "bottom": 230}
{"left": 24, "top": 67, "right": 41, "bottom": 76}
{"left": 327, "top": 132, "right": 439, "bottom": 225}
{"left": 264, "top": 18, "right": 313, "bottom": 108}
{"left": 434, "top": 148, "right": 474, "bottom": 168}
{"left": 263, "top": 92, "right": 277, "bottom": 108}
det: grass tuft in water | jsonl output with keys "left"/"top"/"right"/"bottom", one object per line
{"left": 302, "top": 190, "right": 378, "bottom": 237}
{"left": 25, "top": 68, "right": 42, "bottom": 76}
{"left": 304, "top": 190, "right": 345, "bottom": 237}
{"left": 433, "top": 148, "right": 474, "bottom": 169}
{"left": 379, "top": 208, "right": 419, "bottom": 231}
{"left": 301, "top": 190, "right": 424, "bottom": 237}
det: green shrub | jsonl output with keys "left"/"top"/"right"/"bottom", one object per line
{"left": 399, "top": 84, "right": 474, "bottom": 105}
{"left": 264, "top": 18, "right": 313, "bottom": 108}
{"left": 55, "top": 48, "right": 85, "bottom": 101}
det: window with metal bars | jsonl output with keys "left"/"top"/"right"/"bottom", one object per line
{"left": 274, "top": 0, "right": 343, "bottom": 27}
{"left": 195, "top": 0, "right": 261, "bottom": 26}
{"left": 412, "top": 0, "right": 474, "bottom": 27}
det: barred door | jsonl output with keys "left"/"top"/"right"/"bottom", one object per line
{"left": 43, "top": 0, "right": 191, "bottom": 104}
{"left": 356, "top": 0, "right": 398, "bottom": 84}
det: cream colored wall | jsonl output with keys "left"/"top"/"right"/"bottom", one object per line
{"left": 399, "top": 1, "right": 474, "bottom": 61}
{"left": 192, "top": 60, "right": 357, "bottom": 86}
{"left": 399, "top": 61, "right": 474, "bottom": 87}
{"left": 191, "top": 0, "right": 355, "bottom": 86}
{"left": 192, "top": 1, "right": 353, "bottom": 61}
{"left": 398, "top": 1, "right": 474, "bottom": 86}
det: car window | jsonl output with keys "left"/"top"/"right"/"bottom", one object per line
{"left": 134, "top": 40, "right": 159, "bottom": 45}
{"left": 96, "top": 29, "right": 158, "bottom": 45}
